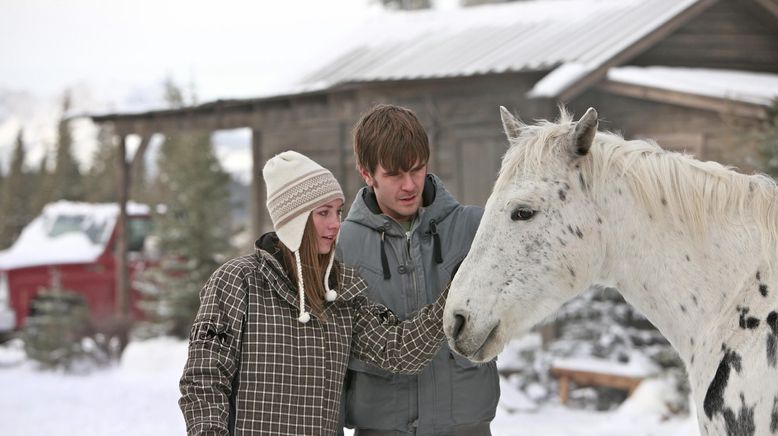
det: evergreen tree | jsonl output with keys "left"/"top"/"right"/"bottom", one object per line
{"left": 377, "top": 0, "right": 431, "bottom": 10}
{"left": 51, "top": 91, "right": 85, "bottom": 201}
{"left": 136, "top": 80, "right": 232, "bottom": 338}
{"left": 0, "top": 129, "right": 34, "bottom": 248}
{"left": 756, "top": 99, "right": 778, "bottom": 179}
{"left": 31, "top": 148, "right": 53, "bottom": 214}
{"left": 85, "top": 125, "right": 118, "bottom": 203}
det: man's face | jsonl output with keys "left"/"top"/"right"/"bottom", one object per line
{"left": 359, "top": 161, "right": 427, "bottom": 223}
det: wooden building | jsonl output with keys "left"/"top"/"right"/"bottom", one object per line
{"left": 89, "top": 0, "right": 778, "bottom": 306}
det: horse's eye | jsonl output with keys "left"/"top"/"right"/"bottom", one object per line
{"left": 510, "top": 208, "right": 536, "bottom": 221}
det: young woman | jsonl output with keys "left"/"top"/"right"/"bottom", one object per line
{"left": 178, "top": 151, "right": 448, "bottom": 436}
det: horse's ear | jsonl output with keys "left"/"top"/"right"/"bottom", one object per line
{"left": 500, "top": 106, "right": 521, "bottom": 141}
{"left": 572, "top": 107, "right": 598, "bottom": 156}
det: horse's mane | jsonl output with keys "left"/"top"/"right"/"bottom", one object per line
{"left": 496, "top": 109, "right": 778, "bottom": 257}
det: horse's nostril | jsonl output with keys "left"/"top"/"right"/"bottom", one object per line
{"left": 452, "top": 314, "right": 466, "bottom": 340}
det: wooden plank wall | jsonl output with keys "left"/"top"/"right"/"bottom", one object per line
{"left": 570, "top": 90, "right": 765, "bottom": 172}
{"left": 253, "top": 72, "right": 552, "bottom": 236}
{"left": 632, "top": 0, "right": 778, "bottom": 72}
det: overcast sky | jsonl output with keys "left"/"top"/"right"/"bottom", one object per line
{"left": 0, "top": 0, "right": 383, "bottom": 101}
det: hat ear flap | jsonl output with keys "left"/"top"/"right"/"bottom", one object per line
{"left": 275, "top": 212, "right": 310, "bottom": 253}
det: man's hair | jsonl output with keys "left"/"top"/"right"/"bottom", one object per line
{"left": 352, "top": 104, "right": 430, "bottom": 175}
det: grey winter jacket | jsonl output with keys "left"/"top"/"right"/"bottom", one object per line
{"left": 337, "top": 174, "right": 499, "bottom": 435}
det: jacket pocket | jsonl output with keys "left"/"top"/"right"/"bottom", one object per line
{"left": 345, "top": 357, "right": 412, "bottom": 430}
{"left": 347, "top": 356, "right": 395, "bottom": 379}
{"left": 449, "top": 351, "right": 500, "bottom": 424}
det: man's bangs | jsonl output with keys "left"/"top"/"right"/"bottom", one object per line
{"left": 379, "top": 144, "right": 427, "bottom": 173}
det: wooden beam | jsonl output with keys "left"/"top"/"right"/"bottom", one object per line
{"left": 559, "top": 0, "right": 718, "bottom": 102}
{"left": 115, "top": 134, "right": 130, "bottom": 319}
{"left": 597, "top": 79, "right": 769, "bottom": 120}
{"left": 251, "top": 128, "right": 265, "bottom": 238}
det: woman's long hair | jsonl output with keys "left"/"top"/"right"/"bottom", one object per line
{"left": 279, "top": 215, "right": 338, "bottom": 320}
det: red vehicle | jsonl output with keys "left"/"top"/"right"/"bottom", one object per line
{"left": 0, "top": 201, "right": 153, "bottom": 333}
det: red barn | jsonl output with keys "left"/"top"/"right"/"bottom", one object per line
{"left": 0, "top": 201, "right": 152, "bottom": 333}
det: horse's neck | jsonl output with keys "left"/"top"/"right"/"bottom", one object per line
{"left": 596, "top": 182, "right": 766, "bottom": 363}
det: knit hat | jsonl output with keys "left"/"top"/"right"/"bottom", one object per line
{"left": 262, "top": 150, "right": 345, "bottom": 323}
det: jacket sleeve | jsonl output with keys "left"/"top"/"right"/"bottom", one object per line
{"left": 178, "top": 261, "right": 248, "bottom": 436}
{"left": 348, "top": 268, "right": 448, "bottom": 375}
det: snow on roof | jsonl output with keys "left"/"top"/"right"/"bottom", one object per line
{"left": 607, "top": 66, "right": 778, "bottom": 106}
{"left": 298, "top": 0, "right": 700, "bottom": 92}
{"left": 0, "top": 201, "right": 149, "bottom": 270}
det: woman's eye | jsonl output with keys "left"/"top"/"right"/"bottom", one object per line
{"left": 510, "top": 208, "right": 536, "bottom": 221}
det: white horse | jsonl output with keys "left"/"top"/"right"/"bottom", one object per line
{"left": 443, "top": 106, "right": 778, "bottom": 435}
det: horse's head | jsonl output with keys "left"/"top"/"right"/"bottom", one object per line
{"left": 444, "top": 106, "right": 607, "bottom": 362}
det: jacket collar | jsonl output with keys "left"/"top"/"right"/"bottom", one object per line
{"left": 254, "top": 232, "right": 360, "bottom": 305}
{"left": 345, "top": 173, "right": 460, "bottom": 235}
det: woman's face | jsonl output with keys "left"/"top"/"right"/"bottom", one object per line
{"left": 311, "top": 198, "right": 344, "bottom": 254}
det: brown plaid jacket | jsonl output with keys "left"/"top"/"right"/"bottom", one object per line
{"left": 179, "top": 244, "right": 447, "bottom": 436}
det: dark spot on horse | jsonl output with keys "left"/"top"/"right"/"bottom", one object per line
{"left": 692, "top": 295, "right": 699, "bottom": 306}
{"left": 567, "top": 266, "right": 576, "bottom": 278}
{"left": 465, "top": 298, "right": 471, "bottom": 307}
{"left": 756, "top": 271, "right": 761, "bottom": 281}
{"left": 680, "top": 304, "right": 687, "bottom": 313}
{"left": 722, "top": 395, "right": 755, "bottom": 436}
{"left": 738, "top": 306, "right": 761, "bottom": 329}
{"left": 542, "top": 177, "right": 549, "bottom": 183}
{"left": 749, "top": 181, "right": 756, "bottom": 193}
{"left": 617, "top": 188, "right": 622, "bottom": 195}
{"left": 558, "top": 189, "right": 567, "bottom": 201}
{"left": 578, "top": 172, "right": 587, "bottom": 191}
{"left": 704, "top": 346, "right": 742, "bottom": 418}
{"left": 661, "top": 197, "right": 667, "bottom": 206}
{"left": 766, "top": 311, "right": 777, "bottom": 335}
{"left": 691, "top": 353, "right": 695, "bottom": 364}
{"left": 759, "top": 284, "right": 768, "bottom": 297}
{"left": 596, "top": 216, "right": 602, "bottom": 224}
{"left": 567, "top": 225, "right": 575, "bottom": 235}
{"left": 557, "top": 237, "right": 567, "bottom": 247}
{"left": 737, "top": 306, "right": 759, "bottom": 330}
{"left": 685, "top": 255, "right": 691, "bottom": 262}
{"left": 648, "top": 213, "right": 653, "bottom": 221}
{"left": 768, "top": 311, "right": 778, "bottom": 367}
{"left": 690, "top": 337, "right": 695, "bottom": 347}
{"left": 575, "top": 227, "right": 583, "bottom": 239}
{"left": 770, "top": 395, "right": 778, "bottom": 433}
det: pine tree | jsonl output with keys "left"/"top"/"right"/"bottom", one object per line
{"left": 136, "top": 79, "right": 233, "bottom": 338}
{"left": 378, "top": 0, "right": 431, "bottom": 10}
{"left": 31, "top": 149, "right": 53, "bottom": 214}
{"left": 756, "top": 99, "right": 778, "bottom": 178}
{"left": 51, "top": 91, "right": 85, "bottom": 201}
{"left": 85, "top": 125, "right": 118, "bottom": 203}
{"left": 0, "top": 129, "right": 34, "bottom": 248}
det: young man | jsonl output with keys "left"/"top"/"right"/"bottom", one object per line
{"left": 337, "top": 104, "right": 499, "bottom": 435}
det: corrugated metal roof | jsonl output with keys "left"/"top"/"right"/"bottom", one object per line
{"left": 298, "top": 0, "right": 701, "bottom": 92}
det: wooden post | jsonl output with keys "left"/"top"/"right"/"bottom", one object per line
{"left": 115, "top": 134, "right": 130, "bottom": 319}
{"left": 251, "top": 128, "right": 265, "bottom": 238}
{"left": 559, "top": 375, "right": 570, "bottom": 405}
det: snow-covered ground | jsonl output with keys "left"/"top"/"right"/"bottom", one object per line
{"left": 0, "top": 336, "right": 700, "bottom": 436}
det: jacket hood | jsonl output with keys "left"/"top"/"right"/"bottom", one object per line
{"left": 345, "top": 173, "right": 459, "bottom": 235}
